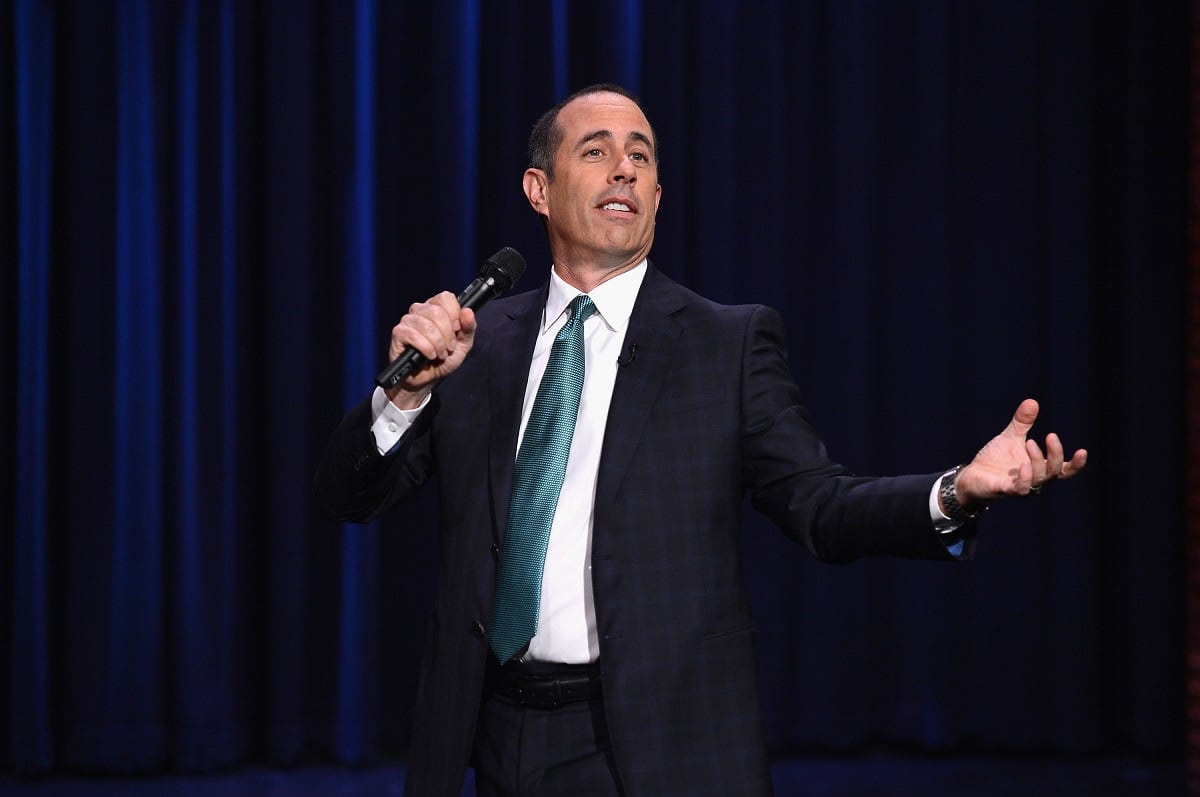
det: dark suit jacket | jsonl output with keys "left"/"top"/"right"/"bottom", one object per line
{"left": 316, "top": 263, "right": 965, "bottom": 796}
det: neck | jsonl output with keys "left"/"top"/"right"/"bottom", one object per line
{"left": 552, "top": 256, "right": 645, "bottom": 294}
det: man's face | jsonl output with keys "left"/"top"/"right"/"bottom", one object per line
{"left": 525, "top": 92, "right": 662, "bottom": 275}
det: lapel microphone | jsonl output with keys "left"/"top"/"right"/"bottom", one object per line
{"left": 617, "top": 343, "right": 638, "bottom": 367}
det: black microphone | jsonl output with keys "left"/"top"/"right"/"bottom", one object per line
{"left": 376, "top": 247, "right": 527, "bottom": 389}
{"left": 617, "top": 343, "right": 638, "bottom": 367}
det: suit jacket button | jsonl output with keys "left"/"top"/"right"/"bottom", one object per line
{"left": 471, "top": 621, "right": 485, "bottom": 639}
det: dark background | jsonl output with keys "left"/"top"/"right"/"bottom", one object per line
{"left": 2, "top": 0, "right": 1187, "bottom": 774}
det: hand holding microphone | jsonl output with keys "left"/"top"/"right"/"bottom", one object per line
{"left": 376, "top": 247, "right": 526, "bottom": 402}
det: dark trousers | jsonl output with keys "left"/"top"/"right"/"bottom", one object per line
{"left": 472, "top": 663, "right": 624, "bottom": 797}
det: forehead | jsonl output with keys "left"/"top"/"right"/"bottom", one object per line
{"left": 556, "top": 92, "right": 654, "bottom": 150}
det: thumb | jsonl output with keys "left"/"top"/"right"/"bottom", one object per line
{"left": 1004, "top": 398, "right": 1039, "bottom": 439}
{"left": 459, "top": 307, "right": 477, "bottom": 342}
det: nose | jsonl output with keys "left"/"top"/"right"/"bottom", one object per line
{"left": 611, "top": 155, "right": 637, "bottom": 183}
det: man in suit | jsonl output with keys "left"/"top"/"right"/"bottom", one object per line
{"left": 316, "top": 84, "right": 1087, "bottom": 797}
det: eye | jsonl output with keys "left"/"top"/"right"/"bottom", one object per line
{"left": 584, "top": 148, "right": 604, "bottom": 158}
{"left": 630, "top": 152, "right": 648, "bottom": 162}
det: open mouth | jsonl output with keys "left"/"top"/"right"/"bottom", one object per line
{"left": 598, "top": 199, "right": 637, "bottom": 215}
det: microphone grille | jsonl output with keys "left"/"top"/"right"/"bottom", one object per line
{"left": 482, "top": 246, "right": 527, "bottom": 292}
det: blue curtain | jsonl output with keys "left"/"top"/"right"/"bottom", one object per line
{"left": 3, "top": 0, "right": 1186, "bottom": 774}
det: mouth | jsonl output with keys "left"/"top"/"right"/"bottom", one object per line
{"left": 597, "top": 197, "right": 638, "bottom": 217}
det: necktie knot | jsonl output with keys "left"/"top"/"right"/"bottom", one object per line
{"left": 564, "top": 295, "right": 596, "bottom": 333}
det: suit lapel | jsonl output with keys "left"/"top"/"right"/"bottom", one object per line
{"left": 487, "top": 285, "right": 546, "bottom": 540}
{"left": 594, "top": 264, "right": 686, "bottom": 511}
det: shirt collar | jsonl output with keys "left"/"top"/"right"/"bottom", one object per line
{"left": 542, "top": 260, "right": 648, "bottom": 334}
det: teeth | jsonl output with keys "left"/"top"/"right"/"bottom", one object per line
{"left": 602, "top": 202, "right": 631, "bottom": 212}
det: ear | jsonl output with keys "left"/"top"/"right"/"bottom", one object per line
{"left": 523, "top": 168, "right": 550, "bottom": 218}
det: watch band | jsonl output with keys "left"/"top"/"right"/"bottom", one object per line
{"left": 939, "top": 464, "right": 985, "bottom": 522}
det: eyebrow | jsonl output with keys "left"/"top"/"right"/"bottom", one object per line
{"left": 574, "top": 129, "right": 656, "bottom": 158}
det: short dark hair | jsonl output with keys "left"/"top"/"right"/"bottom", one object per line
{"left": 527, "top": 83, "right": 658, "bottom": 181}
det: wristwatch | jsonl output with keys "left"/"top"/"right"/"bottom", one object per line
{"left": 939, "top": 464, "right": 985, "bottom": 522}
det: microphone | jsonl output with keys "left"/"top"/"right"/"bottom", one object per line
{"left": 617, "top": 343, "right": 638, "bottom": 367}
{"left": 376, "top": 247, "right": 527, "bottom": 389}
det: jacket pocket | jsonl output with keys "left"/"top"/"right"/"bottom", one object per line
{"left": 652, "top": 387, "right": 726, "bottom": 418}
{"left": 700, "top": 620, "right": 755, "bottom": 643}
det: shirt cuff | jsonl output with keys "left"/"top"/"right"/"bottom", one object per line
{"left": 369, "top": 386, "right": 430, "bottom": 455}
{"left": 929, "top": 474, "right": 967, "bottom": 559}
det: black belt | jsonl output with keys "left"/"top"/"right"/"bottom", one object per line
{"left": 486, "top": 658, "right": 600, "bottom": 710}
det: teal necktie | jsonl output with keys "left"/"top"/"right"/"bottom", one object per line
{"left": 489, "top": 295, "right": 596, "bottom": 664}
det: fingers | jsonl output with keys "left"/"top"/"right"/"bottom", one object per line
{"left": 1043, "top": 432, "right": 1065, "bottom": 475}
{"left": 1024, "top": 437, "right": 1046, "bottom": 491}
{"left": 1016, "top": 458, "right": 1033, "bottom": 494}
{"left": 391, "top": 291, "right": 463, "bottom": 363}
{"left": 1061, "top": 448, "right": 1088, "bottom": 478}
{"left": 1026, "top": 435, "right": 1088, "bottom": 492}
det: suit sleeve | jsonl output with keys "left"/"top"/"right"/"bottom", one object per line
{"left": 313, "top": 393, "right": 438, "bottom": 523}
{"left": 740, "top": 306, "right": 967, "bottom": 563}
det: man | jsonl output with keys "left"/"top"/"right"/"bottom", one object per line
{"left": 316, "top": 84, "right": 1087, "bottom": 796}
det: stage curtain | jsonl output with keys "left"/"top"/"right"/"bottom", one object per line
{"left": 2, "top": 0, "right": 1187, "bottom": 773}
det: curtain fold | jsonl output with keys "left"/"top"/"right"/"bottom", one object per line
{"left": 335, "top": 0, "right": 380, "bottom": 766}
{"left": 11, "top": 0, "right": 56, "bottom": 771}
{"left": 2, "top": 0, "right": 1187, "bottom": 774}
